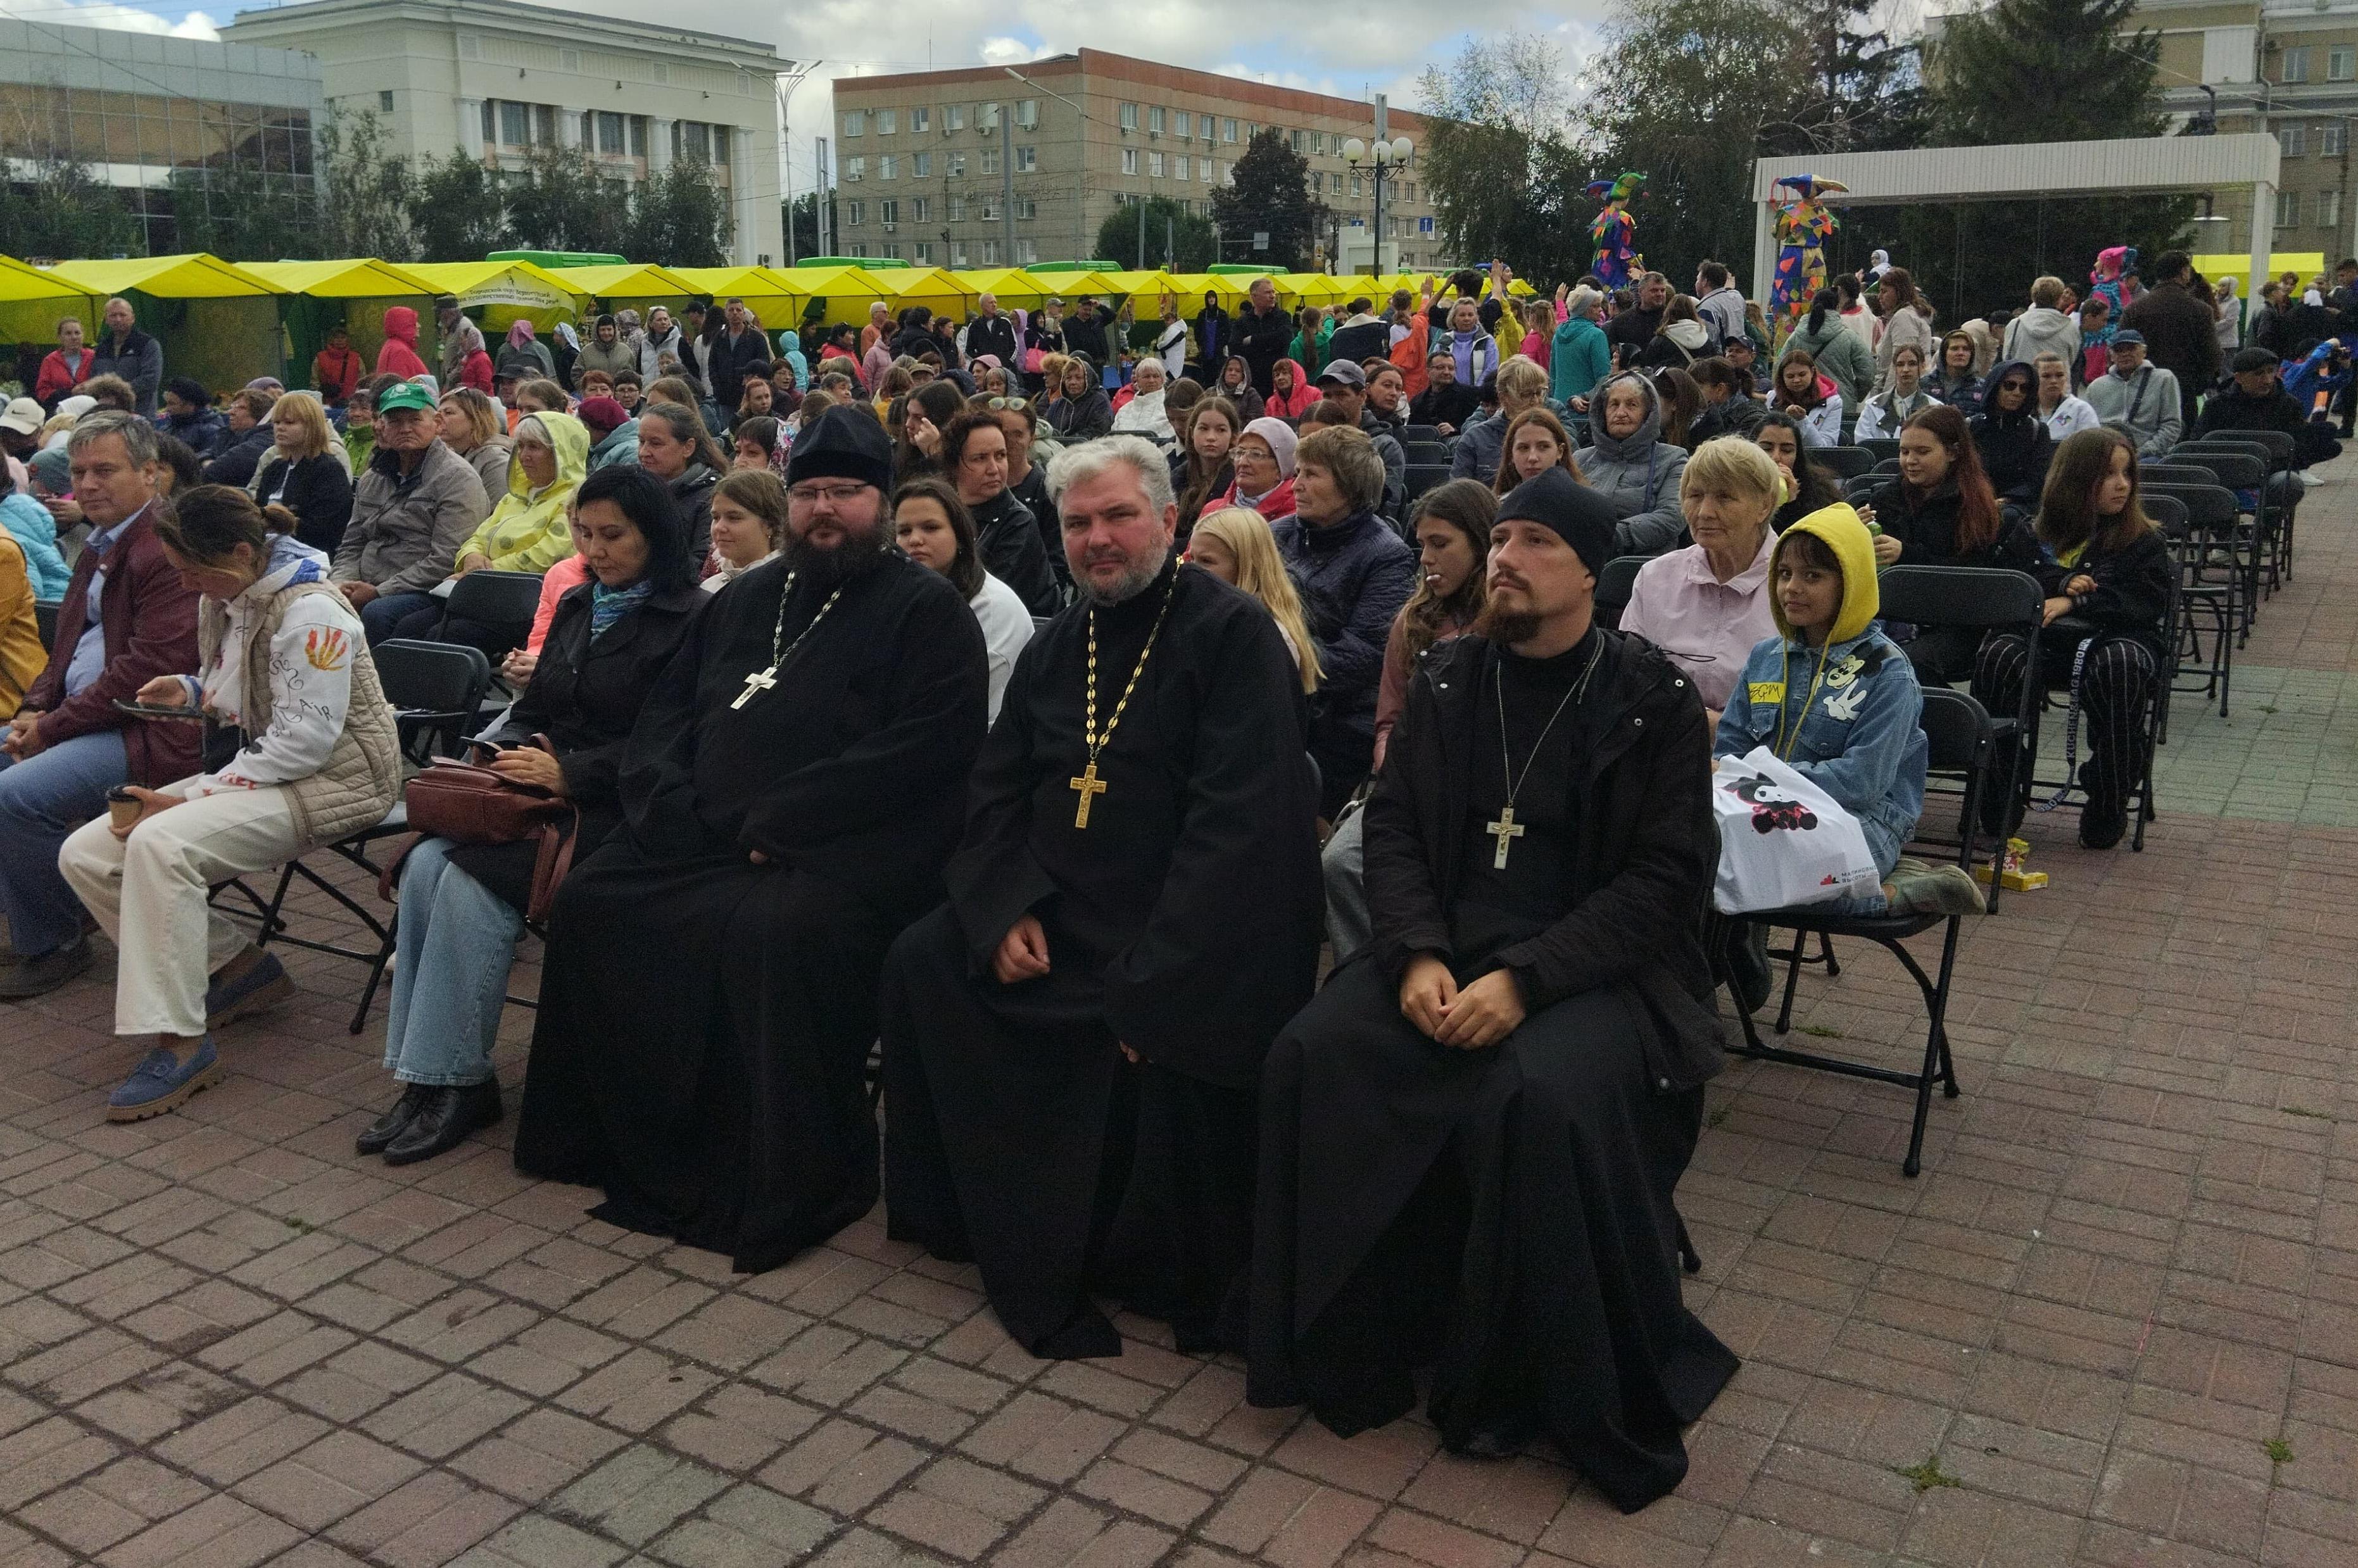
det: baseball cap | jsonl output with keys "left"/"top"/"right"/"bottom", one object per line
{"left": 2109, "top": 329, "right": 2145, "bottom": 348}
{"left": 375, "top": 381, "right": 438, "bottom": 415}
{"left": 1317, "top": 360, "right": 1367, "bottom": 388}
{"left": 0, "top": 397, "right": 41, "bottom": 436}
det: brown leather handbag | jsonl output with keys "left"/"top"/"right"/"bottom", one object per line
{"left": 379, "top": 737, "right": 582, "bottom": 922}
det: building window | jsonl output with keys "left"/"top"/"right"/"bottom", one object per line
{"left": 912, "top": 151, "right": 931, "bottom": 177}
{"left": 1016, "top": 197, "right": 1037, "bottom": 220}
{"left": 1120, "top": 103, "right": 1138, "bottom": 130}
{"left": 1290, "top": 129, "right": 1306, "bottom": 153}
{"left": 2326, "top": 123, "right": 2347, "bottom": 157}
{"left": 712, "top": 127, "right": 729, "bottom": 166}
{"left": 983, "top": 239, "right": 1001, "bottom": 265}
{"left": 1017, "top": 99, "right": 1038, "bottom": 129}
{"left": 2277, "top": 189, "right": 2300, "bottom": 227}
{"left": 911, "top": 106, "right": 930, "bottom": 132}
{"left": 1222, "top": 117, "right": 1237, "bottom": 142}
{"left": 948, "top": 196, "right": 965, "bottom": 222}
{"left": 1173, "top": 111, "right": 1190, "bottom": 139}
{"left": 1174, "top": 154, "right": 1188, "bottom": 181}
{"left": 2324, "top": 190, "right": 2345, "bottom": 228}
{"left": 1149, "top": 106, "right": 1165, "bottom": 135}
{"left": 843, "top": 110, "right": 866, "bottom": 137}
{"left": 1201, "top": 157, "right": 1213, "bottom": 183}
{"left": 379, "top": 89, "right": 394, "bottom": 113}
{"left": 952, "top": 244, "right": 969, "bottom": 267}
{"left": 880, "top": 199, "right": 898, "bottom": 225}
{"left": 979, "top": 198, "right": 998, "bottom": 220}
{"left": 1015, "top": 145, "right": 1036, "bottom": 172}
{"left": 1017, "top": 237, "right": 1038, "bottom": 263}
{"left": 596, "top": 111, "right": 625, "bottom": 153}
{"left": 2283, "top": 46, "right": 2312, "bottom": 84}
{"left": 1328, "top": 171, "right": 1342, "bottom": 193}
{"left": 2280, "top": 126, "right": 2308, "bottom": 157}
{"left": 499, "top": 100, "right": 529, "bottom": 147}
{"left": 912, "top": 196, "right": 929, "bottom": 222}
{"left": 982, "top": 149, "right": 1000, "bottom": 175}
{"left": 947, "top": 103, "right": 966, "bottom": 130}
{"left": 878, "top": 154, "right": 895, "bottom": 179}
{"left": 1148, "top": 151, "right": 1164, "bottom": 178}
{"left": 1122, "top": 147, "right": 1138, "bottom": 175}
{"left": 950, "top": 153, "right": 966, "bottom": 177}
{"left": 846, "top": 199, "right": 865, "bottom": 225}
{"left": 1352, "top": 172, "right": 1363, "bottom": 197}
{"left": 1313, "top": 131, "right": 1327, "bottom": 155}
{"left": 914, "top": 242, "right": 933, "bottom": 263}
{"left": 847, "top": 241, "right": 868, "bottom": 257}
{"left": 981, "top": 103, "right": 999, "bottom": 131}
{"left": 630, "top": 115, "right": 647, "bottom": 156}
{"left": 845, "top": 156, "right": 865, "bottom": 180}
{"left": 877, "top": 109, "right": 897, "bottom": 135}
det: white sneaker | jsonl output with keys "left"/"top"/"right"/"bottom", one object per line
{"left": 2299, "top": 470, "right": 2324, "bottom": 488}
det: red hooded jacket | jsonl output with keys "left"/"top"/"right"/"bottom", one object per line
{"left": 375, "top": 306, "right": 429, "bottom": 379}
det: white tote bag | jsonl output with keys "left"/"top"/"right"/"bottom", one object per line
{"left": 1711, "top": 746, "right": 1882, "bottom": 915}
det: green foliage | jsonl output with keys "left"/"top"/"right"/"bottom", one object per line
{"left": 784, "top": 191, "right": 837, "bottom": 263}
{"left": 624, "top": 157, "right": 733, "bottom": 267}
{"left": 1892, "top": 1455, "right": 1962, "bottom": 1492}
{"left": 2263, "top": 1438, "right": 2294, "bottom": 1465}
{"left": 409, "top": 152, "right": 507, "bottom": 263}
{"left": 1095, "top": 198, "right": 1218, "bottom": 272}
{"left": 501, "top": 145, "right": 612, "bottom": 254}
{"left": 1418, "top": 36, "right": 1589, "bottom": 280}
{"left": 317, "top": 110, "right": 415, "bottom": 261}
{"left": 0, "top": 144, "right": 141, "bottom": 261}
{"left": 1210, "top": 129, "right": 1328, "bottom": 272}
{"left": 166, "top": 161, "right": 318, "bottom": 261}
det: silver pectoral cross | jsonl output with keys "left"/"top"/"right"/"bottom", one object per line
{"left": 1486, "top": 805, "right": 1526, "bottom": 869}
{"left": 731, "top": 665, "right": 778, "bottom": 710}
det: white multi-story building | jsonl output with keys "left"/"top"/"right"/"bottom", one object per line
{"left": 220, "top": 0, "right": 791, "bottom": 264}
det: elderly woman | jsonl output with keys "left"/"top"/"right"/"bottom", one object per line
{"left": 1042, "top": 355, "right": 1113, "bottom": 441}
{"left": 363, "top": 466, "right": 703, "bottom": 1164}
{"left": 59, "top": 486, "right": 400, "bottom": 1121}
{"left": 1206, "top": 415, "right": 1297, "bottom": 520}
{"left": 1111, "top": 358, "right": 1175, "bottom": 441}
{"left": 1572, "top": 370, "right": 1692, "bottom": 557}
{"left": 1620, "top": 436, "right": 1783, "bottom": 725}
{"left": 249, "top": 392, "right": 353, "bottom": 555}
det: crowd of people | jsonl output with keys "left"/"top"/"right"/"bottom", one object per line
{"left": 0, "top": 243, "right": 2310, "bottom": 1514}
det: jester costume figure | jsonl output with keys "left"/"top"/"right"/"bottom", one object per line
{"left": 1587, "top": 173, "right": 1644, "bottom": 291}
{"left": 1769, "top": 175, "right": 1846, "bottom": 335}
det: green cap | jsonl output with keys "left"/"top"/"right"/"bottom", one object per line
{"left": 375, "top": 381, "right": 436, "bottom": 415}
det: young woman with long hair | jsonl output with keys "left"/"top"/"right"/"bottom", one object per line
{"left": 1491, "top": 407, "right": 1586, "bottom": 494}
{"left": 1754, "top": 410, "right": 1843, "bottom": 532}
{"left": 1772, "top": 349, "right": 1843, "bottom": 447}
{"left": 1924, "top": 329, "right": 1984, "bottom": 413}
{"left": 891, "top": 475, "right": 1033, "bottom": 720}
{"left": 1176, "top": 395, "right": 1241, "bottom": 529}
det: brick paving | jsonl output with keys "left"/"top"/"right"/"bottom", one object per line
{"left": 5, "top": 465, "right": 2358, "bottom": 1567}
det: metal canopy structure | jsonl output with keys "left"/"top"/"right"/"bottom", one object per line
{"left": 1750, "top": 134, "right": 2283, "bottom": 312}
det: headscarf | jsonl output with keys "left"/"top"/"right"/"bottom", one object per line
{"left": 455, "top": 319, "right": 488, "bottom": 357}
{"left": 507, "top": 319, "right": 538, "bottom": 352}
{"left": 552, "top": 320, "right": 579, "bottom": 351}
{"left": 1241, "top": 416, "right": 1297, "bottom": 480}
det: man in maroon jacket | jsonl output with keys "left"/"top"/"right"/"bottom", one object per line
{"left": 0, "top": 413, "right": 199, "bottom": 997}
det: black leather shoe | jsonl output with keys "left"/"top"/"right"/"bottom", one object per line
{"left": 382, "top": 1081, "right": 501, "bottom": 1167}
{"left": 358, "top": 1085, "right": 431, "bottom": 1155}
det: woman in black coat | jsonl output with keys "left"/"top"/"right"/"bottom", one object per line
{"left": 251, "top": 394, "right": 355, "bottom": 555}
{"left": 1967, "top": 360, "right": 2053, "bottom": 504}
{"left": 362, "top": 466, "right": 705, "bottom": 1167}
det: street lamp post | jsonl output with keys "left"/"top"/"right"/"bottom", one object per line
{"left": 1340, "top": 134, "right": 1414, "bottom": 276}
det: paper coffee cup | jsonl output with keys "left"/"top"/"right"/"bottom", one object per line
{"left": 107, "top": 789, "right": 141, "bottom": 831}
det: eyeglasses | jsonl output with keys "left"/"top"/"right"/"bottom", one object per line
{"left": 788, "top": 483, "right": 875, "bottom": 506}
{"left": 980, "top": 396, "right": 1028, "bottom": 411}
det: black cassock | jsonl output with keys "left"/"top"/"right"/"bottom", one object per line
{"left": 1247, "top": 629, "right": 1739, "bottom": 1514}
{"left": 881, "top": 558, "right": 1323, "bottom": 1358}
{"left": 513, "top": 553, "right": 988, "bottom": 1273}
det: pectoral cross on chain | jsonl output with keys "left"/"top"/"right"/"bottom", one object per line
{"left": 1069, "top": 761, "right": 1107, "bottom": 828}
{"left": 1485, "top": 806, "right": 1526, "bottom": 869}
{"left": 731, "top": 666, "right": 778, "bottom": 710}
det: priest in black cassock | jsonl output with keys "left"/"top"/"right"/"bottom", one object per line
{"left": 1246, "top": 467, "right": 1739, "bottom": 1514}
{"left": 880, "top": 434, "right": 1323, "bottom": 1360}
{"left": 512, "top": 407, "right": 988, "bottom": 1273}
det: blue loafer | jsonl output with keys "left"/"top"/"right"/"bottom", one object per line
{"left": 205, "top": 950, "right": 291, "bottom": 1029}
{"left": 107, "top": 1038, "right": 225, "bottom": 1122}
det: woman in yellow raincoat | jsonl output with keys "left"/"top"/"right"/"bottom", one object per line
{"left": 455, "top": 411, "right": 588, "bottom": 576}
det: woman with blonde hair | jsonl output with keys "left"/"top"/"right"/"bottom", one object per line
{"left": 438, "top": 386, "right": 513, "bottom": 503}
{"left": 1186, "top": 506, "right": 1321, "bottom": 693}
{"left": 249, "top": 391, "right": 353, "bottom": 553}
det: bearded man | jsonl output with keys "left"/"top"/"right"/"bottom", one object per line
{"left": 512, "top": 408, "right": 989, "bottom": 1272}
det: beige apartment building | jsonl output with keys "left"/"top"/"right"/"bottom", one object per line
{"left": 220, "top": 0, "right": 793, "bottom": 264}
{"left": 2134, "top": 0, "right": 2358, "bottom": 258}
{"left": 825, "top": 49, "right": 1439, "bottom": 273}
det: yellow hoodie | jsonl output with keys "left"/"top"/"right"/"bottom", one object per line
{"left": 1768, "top": 502, "right": 1879, "bottom": 646}
{"left": 455, "top": 410, "right": 587, "bottom": 575}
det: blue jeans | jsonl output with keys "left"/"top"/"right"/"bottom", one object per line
{"left": 382, "top": 836, "right": 521, "bottom": 1086}
{"left": 1827, "top": 814, "right": 1903, "bottom": 917}
{"left": 0, "top": 728, "right": 128, "bottom": 956}
{"left": 360, "top": 590, "right": 438, "bottom": 646}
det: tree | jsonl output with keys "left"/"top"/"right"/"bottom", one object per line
{"left": 501, "top": 145, "right": 610, "bottom": 253}
{"left": 623, "top": 157, "right": 733, "bottom": 267}
{"left": 1418, "top": 39, "right": 1590, "bottom": 282}
{"left": 1095, "top": 197, "right": 1218, "bottom": 271}
{"left": 410, "top": 151, "right": 506, "bottom": 262}
{"left": 1210, "top": 128, "right": 1328, "bottom": 272}
{"left": 0, "top": 144, "right": 141, "bottom": 261}
{"left": 166, "top": 161, "right": 318, "bottom": 260}
{"left": 317, "top": 109, "right": 415, "bottom": 261}
{"left": 783, "top": 190, "right": 837, "bottom": 263}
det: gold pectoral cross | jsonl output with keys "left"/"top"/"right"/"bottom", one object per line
{"left": 1486, "top": 805, "right": 1526, "bottom": 869}
{"left": 1069, "top": 761, "right": 1107, "bottom": 828}
{"left": 732, "top": 665, "right": 778, "bottom": 710}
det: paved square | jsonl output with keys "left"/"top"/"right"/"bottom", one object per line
{"left": 4, "top": 462, "right": 2355, "bottom": 1565}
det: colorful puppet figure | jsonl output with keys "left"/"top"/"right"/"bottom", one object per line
{"left": 1769, "top": 174, "right": 1847, "bottom": 334}
{"left": 1587, "top": 173, "right": 1645, "bottom": 291}
{"left": 2089, "top": 246, "right": 2137, "bottom": 322}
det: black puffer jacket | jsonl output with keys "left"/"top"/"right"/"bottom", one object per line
{"left": 1363, "top": 627, "right": 1724, "bottom": 1091}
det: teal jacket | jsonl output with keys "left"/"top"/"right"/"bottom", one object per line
{"left": 1550, "top": 315, "right": 1613, "bottom": 405}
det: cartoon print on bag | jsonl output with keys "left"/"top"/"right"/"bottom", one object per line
{"left": 1730, "top": 773, "right": 1819, "bottom": 834}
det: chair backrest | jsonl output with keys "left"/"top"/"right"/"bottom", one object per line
{"left": 2193, "top": 428, "right": 2292, "bottom": 467}
{"left": 444, "top": 569, "right": 546, "bottom": 630}
{"left": 1815, "top": 444, "right": 1874, "bottom": 479}
{"left": 33, "top": 598, "right": 60, "bottom": 652}
{"left": 1872, "top": 455, "right": 1903, "bottom": 475}
{"left": 1876, "top": 565, "right": 2045, "bottom": 635}
{"left": 2167, "top": 452, "right": 2264, "bottom": 493}
{"left": 1404, "top": 464, "right": 1452, "bottom": 501}
{"left": 1858, "top": 437, "right": 1901, "bottom": 463}
{"left": 1404, "top": 441, "right": 1451, "bottom": 465}
{"left": 1843, "top": 473, "right": 1884, "bottom": 503}
{"left": 2139, "top": 481, "right": 2240, "bottom": 533}
{"left": 372, "top": 638, "right": 492, "bottom": 763}
{"left": 2137, "top": 461, "right": 2219, "bottom": 489}
{"left": 1592, "top": 555, "right": 1646, "bottom": 630}
{"left": 1403, "top": 423, "right": 1444, "bottom": 443}
{"left": 1918, "top": 687, "right": 1995, "bottom": 863}
{"left": 2140, "top": 492, "right": 2188, "bottom": 533}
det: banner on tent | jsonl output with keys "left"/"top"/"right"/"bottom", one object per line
{"left": 455, "top": 274, "right": 576, "bottom": 314}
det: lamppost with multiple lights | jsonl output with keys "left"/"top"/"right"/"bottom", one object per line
{"left": 1340, "top": 134, "right": 1413, "bottom": 275}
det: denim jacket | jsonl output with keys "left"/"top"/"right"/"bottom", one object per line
{"left": 1713, "top": 626, "right": 1925, "bottom": 862}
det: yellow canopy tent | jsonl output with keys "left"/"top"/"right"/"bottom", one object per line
{"left": 1275, "top": 273, "right": 1350, "bottom": 308}
{"left": 766, "top": 265, "right": 891, "bottom": 327}
{"left": 1167, "top": 272, "right": 1254, "bottom": 307}
{"left": 51, "top": 253, "right": 288, "bottom": 394}
{"left": 550, "top": 262, "right": 701, "bottom": 329}
{"left": 1029, "top": 269, "right": 1123, "bottom": 306}
{"left": 1090, "top": 270, "right": 1179, "bottom": 306}
{"left": 669, "top": 265, "right": 812, "bottom": 330}
{"left": 403, "top": 260, "right": 588, "bottom": 334}
{"left": 0, "top": 255, "right": 99, "bottom": 352}
{"left": 955, "top": 268, "right": 1052, "bottom": 310}
{"left": 874, "top": 266, "right": 979, "bottom": 322}
{"left": 245, "top": 260, "right": 439, "bottom": 392}
{"left": 2195, "top": 251, "right": 2324, "bottom": 301}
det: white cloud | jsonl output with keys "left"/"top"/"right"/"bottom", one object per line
{"left": 0, "top": 0, "right": 218, "bottom": 37}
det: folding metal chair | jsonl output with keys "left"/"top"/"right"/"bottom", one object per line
{"left": 34, "top": 599, "right": 60, "bottom": 651}
{"left": 439, "top": 569, "right": 545, "bottom": 662}
{"left": 1813, "top": 444, "right": 1876, "bottom": 479}
{"left": 1858, "top": 437, "right": 1901, "bottom": 463}
{"left": 2142, "top": 481, "right": 2240, "bottom": 717}
{"left": 1592, "top": 555, "right": 1645, "bottom": 630}
{"left": 1404, "top": 463, "right": 1452, "bottom": 503}
{"left": 1724, "top": 687, "right": 1993, "bottom": 1176}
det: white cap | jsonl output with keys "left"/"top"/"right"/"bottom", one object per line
{"left": 56, "top": 394, "right": 96, "bottom": 420}
{"left": 0, "top": 397, "right": 41, "bottom": 436}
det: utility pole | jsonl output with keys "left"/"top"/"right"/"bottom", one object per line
{"left": 1000, "top": 103, "right": 1015, "bottom": 265}
{"left": 1373, "top": 93, "right": 1387, "bottom": 277}
{"left": 774, "top": 60, "right": 822, "bottom": 265}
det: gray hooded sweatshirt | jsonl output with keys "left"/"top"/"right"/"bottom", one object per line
{"left": 1572, "top": 372, "right": 1691, "bottom": 558}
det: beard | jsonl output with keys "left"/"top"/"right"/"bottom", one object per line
{"left": 1473, "top": 597, "right": 1542, "bottom": 648}
{"left": 1076, "top": 541, "right": 1171, "bottom": 607}
{"left": 783, "top": 514, "right": 892, "bottom": 591}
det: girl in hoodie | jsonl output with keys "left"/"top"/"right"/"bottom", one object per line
{"left": 1923, "top": 330, "right": 1984, "bottom": 414}
{"left": 1206, "top": 416, "right": 1297, "bottom": 520}
{"left": 1570, "top": 370, "right": 1690, "bottom": 556}
{"left": 375, "top": 307, "right": 429, "bottom": 379}
{"left": 1968, "top": 361, "right": 2053, "bottom": 503}
{"left": 58, "top": 485, "right": 400, "bottom": 1121}
{"left": 1714, "top": 504, "right": 1983, "bottom": 918}
{"left": 1639, "top": 296, "right": 1712, "bottom": 370}
{"left": 1772, "top": 349, "right": 1844, "bottom": 447}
